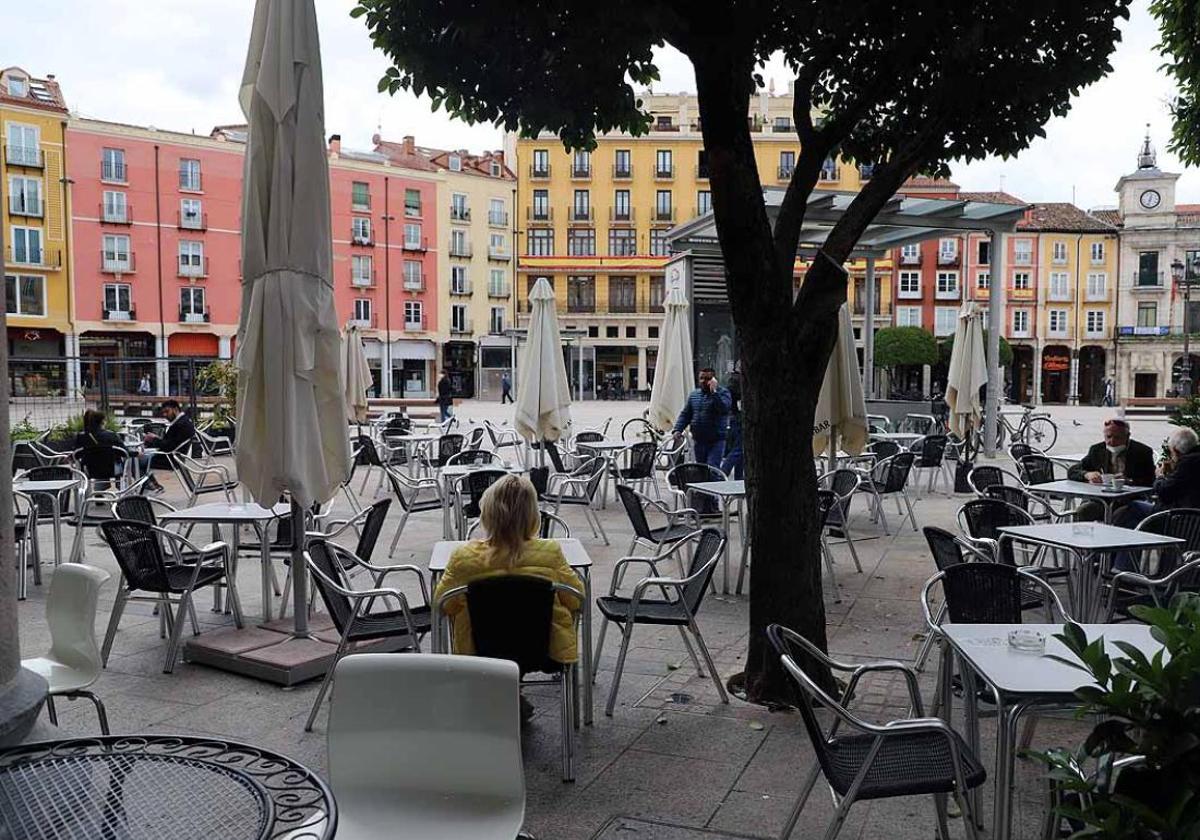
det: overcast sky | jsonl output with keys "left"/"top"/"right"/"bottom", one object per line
{"left": 7, "top": 0, "right": 1193, "bottom": 210}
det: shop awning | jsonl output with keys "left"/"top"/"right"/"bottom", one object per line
{"left": 394, "top": 339, "right": 436, "bottom": 361}
{"left": 168, "top": 333, "right": 219, "bottom": 356}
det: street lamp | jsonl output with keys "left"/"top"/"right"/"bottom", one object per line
{"left": 1173, "top": 258, "right": 1194, "bottom": 397}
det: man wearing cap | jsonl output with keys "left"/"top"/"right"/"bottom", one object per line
{"left": 1066, "top": 417, "right": 1155, "bottom": 521}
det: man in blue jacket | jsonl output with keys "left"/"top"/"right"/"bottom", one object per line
{"left": 673, "top": 367, "right": 732, "bottom": 468}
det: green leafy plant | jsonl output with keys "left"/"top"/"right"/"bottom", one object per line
{"left": 1169, "top": 394, "right": 1200, "bottom": 437}
{"left": 10, "top": 416, "right": 41, "bottom": 442}
{"left": 196, "top": 360, "right": 238, "bottom": 426}
{"left": 1034, "top": 594, "right": 1200, "bottom": 838}
{"left": 938, "top": 332, "right": 1013, "bottom": 368}
{"left": 46, "top": 413, "right": 122, "bottom": 443}
{"left": 874, "top": 326, "right": 939, "bottom": 369}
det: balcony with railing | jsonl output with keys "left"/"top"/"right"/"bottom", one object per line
{"left": 450, "top": 279, "right": 472, "bottom": 296}
{"left": 488, "top": 280, "right": 510, "bottom": 298}
{"left": 937, "top": 251, "right": 959, "bottom": 267}
{"left": 529, "top": 164, "right": 551, "bottom": 180}
{"left": 349, "top": 314, "right": 377, "bottom": 329}
{"left": 403, "top": 316, "right": 425, "bottom": 332}
{"left": 178, "top": 210, "right": 207, "bottom": 231}
{"left": 1007, "top": 285, "right": 1035, "bottom": 301}
{"left": 653, "top": 164, "right": 674, "bottom": 180}
{"left": 899, "top": 251, "right": 921, "bottom": 266}
{"left": 488, "top": 210, "right": 509, "bottom": 227}
{"left": 100, "top": 203, "right": 132, "bottom": 225}
{"left": 103, "top": 305, "right": 136, "bottom": 322}
{"left": 1085, "top": 286, "right": 1109, "bottom": 302}
{"left": 450, "top": 205, "right": 471, "bottom": 221}
{"left": 935, "top": 285, "right": 961, "bottom": 300}
{"left": 179, "top": 307, "right": 210, "bottom": 324}
{"left": 488, "top": 245, "right": 511, "bottom": 261}
{"left": 1047, "top": 288, "right": 1072, "bottom": 303}
{"left": 101, "top": 161, "right": 128, "bottom": 183}
{"left": 527, "top": 206, "right": 553, "bottom": 223}
{"left": 5, "top": 144, "right": 43, "bottom": 168}
{"left": 8, "top": 195, "right": 42, "bottom": 217}
{"left": 1011, "top": 250, "right": 1033, "bottom": 267}
{"left": 6, "top": 247, "right": 62, "bottom": 269}
{"left": 404, "top": 272, "right": 427, "bottom": 292}
{"left": 570, "top": 163, "right": 591, "bottom": 179}
{"left": 695, "top": 165, "right": 710, "bottom": 180}
{"left": 613, "top": 164, "right": 633, "bottom": 180}
{"left": 351, "top": 232, "right": 374, "bottom": 246}
{"left": 402, "top": 236, "right": 428, "bottom": 252}
{"left": 818, "top": 166, "right": 841, "bottom": 182}
{"left": 1133, "top": 270, "right": 1166, "bottom": 291}
{"left": 100, "top": 251, "right": 135, "bottom": 273}
{"left": 568, "top": 207, "right": 593, "bottom": 223}
{"left": 1046, "top": 324, "right": 1071, "bottom": 340}
{"left": 449, "top": 241, "right": 473, "bottom": 258}
{"left": 651, "top": 207, "right": 676, "bottom": 223}
{"left": 178, "top": 258, "right": 209, "bottom": 279}
{"left": 351, "top": 270, "right": 377, "bottom": 289}
{"left": 609, "top": 206, "right": 635, "bottom": 223}
{"left": 450, "top": 318, "right": 474, "bottom": 335}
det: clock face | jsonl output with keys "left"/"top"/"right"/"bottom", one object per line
{"left": 1140, "top": 189, "right": 1162, "bottom": 209}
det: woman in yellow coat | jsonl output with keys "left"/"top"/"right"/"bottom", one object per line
{"left": 433, "top": 474, "right": 583, "bottom": 668}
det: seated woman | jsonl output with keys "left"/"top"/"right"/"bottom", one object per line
{"left": 433, "top": 475, "right": 582, "bottom": 716}
{"left": 72, "top": 409, "right": 124, "bottom": 486}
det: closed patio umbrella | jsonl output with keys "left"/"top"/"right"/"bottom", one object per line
{"left": 515, "top": 278, "right": 572, "bottom": 445}
{"left": 236, "top": 0, "right": 348, "bottom": 634}
{"left": 945, "top": 304, "right": 987, "bottom": 439}
{"left": 648, "top": 288, "right": 693, "bottom": 433}
{"left": 812, "top": 302, "right": 868, "bottom": 458}
{"left": 342, "top": 326, "right": 372, "bottom": 424}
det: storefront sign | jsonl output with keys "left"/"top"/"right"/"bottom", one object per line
{"left": 1042, "top": 354, "right": 1070, "bottom": 372}
{"left": 1118, "top": 326, "right": 1170, "bottom": 336}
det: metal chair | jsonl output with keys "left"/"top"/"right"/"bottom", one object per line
{"left": 816, "top": 490, "right": 846, "bottom": 601}
{"left": 483, "top": 420, "right": 525, "bottom": 466}
{"left": 866, "top": 413, "right": 892, "bottom": 433}
{"left": 446, "top": 449, "right": 500, "bottom": 467}
{"left": 303, "top": 539, "right": 431, "bottom": 731}
{"left": 866, "top": 439, "right": 901, "bottom": 462}
{"left": 454, "top": 468, "right": 510, "bottom": 538}
{"left": 1006, "top": 441, "right": 1039, "bottom": 463}
{"left": 384, "top": 465, "right": 446, "bottom": 557}
{"left": 766, "top": 623, "right": 986, "bottom": 840}
{"left": 545, "top": 457, "right": 609, "bottom": 545}
{"left": 863, "top": 453, "right": 918, "bottom": 534}
{"left": 420, "top": 433, "right": 465, "bottom": 474}
{"left": 99, "top": 519, "right": 242, "bottom": 674}
{"left": 167, "top": 451, "right": 238, "bottom": 507}
{"left": 965, "top": 464, "right": 1022, "bottom": 497}
{"left": 665, "top": 461, "right": 728, "bottom": 520}
{"left": 466, "top": 509, "right": 572, "bottom": 540}
{"left": 899, "top": 413, "right": 938, "bottom": 436}
{"left": 1104, "top": 508, "right": 1200, "bottom": 621}
{"left": 435, "top": 575, "right": 583, "bottom": 782}
{"left": 13, "top": 491, "right": 39, "bottom": 600}
{"left": 912, "top": 526, "right": 994, "bottom": 671}
{"left": 594, "top": 528, "right": 727, "bottom": 716}
{"left": 21, "top": 564, "right": 112, "bottom": 735}
{"left": 1018, "top": 454, "right": 1056, "bottom": 486}
{"left": 612, "top": 441, "right": 657, "bottom": 496}
{"left": 67, "top": 473, "right": 150, "bottom": 564}
{"left": 818, "top": 469, "right": 864, "bottom": 574}
{"left": 984, "top": 484, "right": 1063, "bottom": 523}
{"left": 909, "top": 435, "right": 950, "bottom": 497}
{"left": 956, "top": 497, "right": 1035, "bottom": 565}
{"left": 615, "top": 484, "right": 699, "bottom": 576}
{"left": 194, "top": 426, "right": 235, "bottom": 461}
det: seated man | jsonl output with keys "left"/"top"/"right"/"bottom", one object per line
{"left": 1067, "top": 417, "right": 1155, "bottom": 521}
{"left": 1116, "top": 427, "right": 1200, "bottom": 527}
{"left": 137, "top": 399, "right": 196, "bottom": 493}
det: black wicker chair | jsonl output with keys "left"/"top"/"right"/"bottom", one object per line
{"left": 546, "top": 457, "right": 609, "bottom": 545}
{"left": 817, "top": 489, "right": 845, "bottom": 601}
{"left": 454, "top": 468, "right": 510, "bottom": 537}
{"left": 866, "top": 439, "right": 901, "bottom": 461}
{"left": 303, "top": 538, "right": 431, "bottom": 731}
{"left": 984, "top": 484, "right": 1061, "bottom": 523}
{"left": 1018, "top": 454, "right": 1056, "bottom": 486}
{"left": 965, "top": 464, "right": 1022, "bottom": 497}
{"left": 422, "top": 433, "right": 465, "bottom": 473}
{"left": 1105, "top": 508, "right": 1200, "bottom": 621}
{"left": 863, "top": 453, "right": 918, "bottom": 533}
{"left": 384, "top": 466, "right": 445, "bottom": 557}
{"left": 446, "top": 448, "right": 500, "bottom": 467}
{"left": 910, "top": 435, "right": 950, "bottom": 497}
{"left": 99, "top": 519, "right": 241, "bottom": 674}
{"left": 666, "top": 461, "right": 728, "bottom": 519}
{"left": 615, "top": 484, "right": 698, "bottom": 577}
{"left": 818, "top": 469, "right": 864, "bottom": 573}
{"left": 612, "top": 441, "right": 657, "bottom": 496}
{"left": 595, "top": 528, "right": 727, "bottom": 716}
{"left": 13, "top": 491, "right": 39, "bottom": 600}
{"left": 766, "top": 623, "right": 986, "bottom": 840}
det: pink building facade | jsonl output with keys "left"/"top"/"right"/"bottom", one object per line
{"left": 68, "top": 120, "right": 440, "bottom": 397}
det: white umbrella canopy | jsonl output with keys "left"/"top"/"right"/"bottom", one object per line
{"left": 515, "top": 278, "right": 572, "bottom": 442}
{"left": 341, "top": 326, "right": 372, "bottom": 424}
{"left": 812, "top": 303, "right": 869, "bottom": 457}
{"left": 235, "top": 0, "right": 349, "bottom": 511}
{"left": 648, "top": 288, "right": 693, "bottom": 432}
{"left": 945, "top": 304, "right": 988, "bottom": 438}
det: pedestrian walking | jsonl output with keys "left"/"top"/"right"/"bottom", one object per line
{"left": 138, "top": 373, "right": 152, "bottom": 395}
{"left": 672, "top": 367, "right": 732, "bottom": 468}
{"left": 501, "top": 370, "right": 514, "bottom": 404}
{"left": 436, "top": 369, "right": 454, "bottom": 423}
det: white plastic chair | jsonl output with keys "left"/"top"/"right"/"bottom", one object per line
{"left": 21, "top": 564, "right": 112, "bottom": 734}
{"left": 327, "top": 653, "right": 526, "bottom": 840}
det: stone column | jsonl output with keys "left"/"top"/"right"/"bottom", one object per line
{"left": 64, "top": 332, "right": 81, "bottom": 399}
{"left": 0, "top": 308, "right": 46, "bottom": 745}
{"left": 1032, "top": 342, "right": 1044, "bottom": 406}
{"left": 864, "top": 257, "right": 877, "bottom": 398}
{"left": 922, "top": 364, "right": 932, "bottom": 399}
{"left": 155, "top": 334, "right": 170, "bottom": 396}
{"left": 636, "top": 345, "right": 648, "bottom": 394}
{"left": 218, "top": 335, "right": 232, "bottom": 360}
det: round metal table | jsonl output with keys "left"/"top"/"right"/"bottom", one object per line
{"left": 0, "top": 735, "right": 336, "bottom": 840}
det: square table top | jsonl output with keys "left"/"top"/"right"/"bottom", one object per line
{"left": 869, "top": 431, "right": 923, "bottom": 442}
{"left": 160, "top": 501, "right": 290, "bottom": 523}
{"left": 689, "top": 480, "right": 746, "bottom": 498}
{"left": 14, "top": 479, "right": 79, "bottom": 493}
{"left": 1027, "top": 479, "right": 1154, "bottom": 502}
{"left": 430, "top": 538, "right": 592, "bottom": 573}
{"left": 440, "top": 463, "right": 518, "bottom": 478}
{"left": 577, "top": 439, "right": 632, "bottom": 451}
{"left": 943, "top": 623, "right": 1159, "bottom": 697}
{"left": 998, "top": 522, "right": 1184, "bottom": 551}
{"left": 384, "top": 433, "right": 440, "bottom": 443}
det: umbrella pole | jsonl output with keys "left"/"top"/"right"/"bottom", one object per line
{"left": 290, "top": 496, "right": 309, "bottom": 637}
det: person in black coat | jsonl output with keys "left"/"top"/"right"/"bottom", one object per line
{"left": 73, "top": 409, "right": 125, "bottom": 484}
{"left": 138, "top": 400, "right": 196, "bottom": 492}
{"left": 1067, "top": 417, "right": 1156, "bottom": 521}
{"left": 436, "top": 370, "right": 454, "bottom": 422}
{"left": 1112, "top": 427, "right": 1200, "bottom": 567}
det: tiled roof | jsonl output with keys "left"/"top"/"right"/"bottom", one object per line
{"left": 958, "top": 190, "right": 1026, "bottom": 206}
{"left": 374, "top": 134, "right": 514, "bottom": 179}
{"left": 0, "top": 66, "right": 67, "bottom": 113}
{"left": 371, "top": 138, "right": 439, "bottom": 172}
{"left": 1016, "top": 202, "right": 1115, "bottom": 233}
{"left": 1090, "top": 208, "right": 1122, "bottom": 227}
{"left": 900, "top": 175, "right": 960, "bottom": 192}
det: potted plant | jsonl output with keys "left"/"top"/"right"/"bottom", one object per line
{"left": 196, "top": 360, "right": 237, "bottom": 443}
{"left": 1036, "top": 593, "right": 1200, "bottom": 838}
{"left": 40, "top": 413, "right": 124, "bottom": 452}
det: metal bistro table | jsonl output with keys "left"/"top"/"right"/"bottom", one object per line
{"left": 438, "top": 462, "right": 521, "bottom": 538}
{"left": 688, "top": 480, "right": 747, "bottom": 595}
{"left": 998, "top": 522, "right": 1183, "bottom": 621}
{"left": 0, "top": 734, "right": 336, "bottom": 840}
{"left": 160, "top": 502, "right": 290, "bottom": 622}
{"left": 14, "top": 478, "right": 81, "bottom": 568}
{"left": 430, "top": 538, "right": 596, "bottom": 725}
{"left": 1026, "top": 479, "right": 1154, "bottom": 524}
{"left": 384, "top": 432, "right": 439, "bottom": 476}
{"left": 943, "top": 623, "right": 1159, "bottom": 840}
{"left": 577, "top": 439, "right": 631, "bottom": 508}
{"left": 868, "top": 431, "right": 923, "bottom": 448}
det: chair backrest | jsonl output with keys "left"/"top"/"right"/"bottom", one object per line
{"left": 305, "top": 540, "right": 357, "bottom": 632}
{"left": 354, "top": 498, "right": 391, "bottom": 563}
{"left": 667, "top": 462, "right": 726, "bottom": 515}
{"left": 765, "top": 624, "right": 842, "bottom": 783}
{"left": 353, "top": 435, "right": 382, "bottom": 468}
{"left": 1139, "top": 508, "right": 1200, "bottom": 575}
{"left": 465, "top": 426, "right": 486, "bottom": 449}
{"left": 460, "top": 469, "right": 510, "bottom": 516}
{"left": 327, "top": 653, "right": 524, "bottom": 805}
{"left": 544, "top": 440, "right": 567, "bottom": 473}
{"left": 24, "top": 465, "right": 73, "bottom": 482}
{"left": 114, "top": 495, "right": 159, "bottom": 526}
{"left": 866, "top": 414, "right": 891, "bottom": 433}
{"left": 914, "top": 435, "right": 947, "bottom": 467}
{"left": 875, "top": 452, "right": 915, "bottom": 493}
{"left": 539, "top": 510, "right": 571, "bottom": 538}
{"left": 1018, "top": 454, "right": 1056, "bottom": 485}
{"left": 573, "top": 457, "right": 608, "bottom": 500}
{"left": 75, "top": 446, "right": 126, "bottom": 482}
{"left": 899, "top": 414, "right": 934, "bottom": 435}
{"left": 622, "top": 442, "right": 657, "bottom": 478}
{"left": 573, "top": 431, "right": 605, "bottom": 446}
{"left": 940, "top": 562, "right": 1025, "bottom": 624}
{"left": 448, "top": 449, "right": 498, "bottom": 467}
{"left": 958, "top": 497, "right": 1032, "bottom": 542}
{"left": 617, "top": 484, "right": 653, "bottom": 540}
{"left": 816, "top": 489, "right": 838, "bottom": 529}
{"left": 466, "top": 575, "right": 559, "bottom": 673}
{"left": 99, "top": 520, "right": 173, "bottom": 593}
{"left": 12, "top": 442, "right": 42, "bottom": 474}
{"left": 681, "top": 528, "right": 725, "bottom": 615}
{"left": 922, "top": 526, "right": 968, "bottom": 572}
{"left": 383, "top": 416, "right": 412, "bottom": 436}
{"left": 44, "top": 563, "right": 110, "bottom": 677}
{"left": 867, "top": 439, "right": 901, "bottom": 461}
{"left": 967, "top": 464, "right": 1007, "bottom": 496}
{"left": 435, "top": 433, "right": 465, "bottom": 466}
{"left": 828, "top": 469, "right": 861, "bottom": 501}
{"left": 1008, "top": 442, "right": 1035, "bottom": 462}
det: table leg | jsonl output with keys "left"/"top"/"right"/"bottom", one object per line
{"left": 51, "top": 497, "right": 62, "bottom": 567}
{"left": 580, "top": 568, "right": 594, "bottom": 726}
{"left": 721, "top": 498, "right": 731, "bottom": 594}
{"left": 212, "top": 523, "right": 225, "bottom": 613}
{"left": 441, "top": 476, "right": 452, "bottom": 540}
{"left": 257, "top": 523, "right": 273, "bottom": 622}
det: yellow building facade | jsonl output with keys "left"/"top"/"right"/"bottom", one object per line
{"left": 508, "top": 88, "right": 873, "bottom": 396}
{"left": 1, "top": 67, "right": 72, "bottom": 394}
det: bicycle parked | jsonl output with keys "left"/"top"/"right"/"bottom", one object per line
{"left": 971, "top": 404, "right": 1058, "bottom": 451}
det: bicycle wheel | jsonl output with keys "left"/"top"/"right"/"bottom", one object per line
{"left": 1022, "top": 417, "right": 1058, "bottom": 451}
{"left": 621, "top": 416, "right": 660, "bottom": 443}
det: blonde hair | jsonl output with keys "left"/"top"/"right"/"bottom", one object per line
{"left": 479, "top": 475, "right": 541, "bottom": 569}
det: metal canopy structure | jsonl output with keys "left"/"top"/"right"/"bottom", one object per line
{"left": 665, "top": 188, "right": 1029, "bottom": 456}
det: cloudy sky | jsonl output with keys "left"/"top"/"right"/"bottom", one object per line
{"left": 7, "top": 0, "right": 1193, "bottom": 210}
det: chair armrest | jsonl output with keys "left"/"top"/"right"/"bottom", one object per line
{"left": 609, "top": 556, "right": 667, "bottom": 594}
{"left": 844, "top": 661, "right": 925, "bottom": 716}
{"left": 366, "top": 563, "right": 431, "bottom": 606}
{"left": 1110, "top": 557, "right": 1200, "bottom": 589}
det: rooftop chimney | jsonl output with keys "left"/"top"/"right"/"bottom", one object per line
{"left": 328, "top": 134, "right": 342, "bottom": 156}
{"left": 403, "top": 135, "right": 415, "bottom": 155}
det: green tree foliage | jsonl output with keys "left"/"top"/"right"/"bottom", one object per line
{"left": 874, "top": 327, "right": 938, "bottom": 368}
{"left": 352, "top": 0, "right": 1130, "bottom": 701}
{"left": 938, "top": 332, "right": 1013, "bottom": 367}
{"left": 1151, "top": 0, "right": 1200, "bottom": 166}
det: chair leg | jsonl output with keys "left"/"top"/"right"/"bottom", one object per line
{"left": 604, "top": 621, "right": 635, "bottom": 717}
{"left": 388, "top": 509, "right": 411, "bottom": 557}
{"left": 592, "top": 618, "right": 610, "bottom": 684}
{"left": 676, "top": 625, "right": 704, "bottom": 675}
{"left": 163, "top": 593, "right": 192, "bottom": 674}
{"left": 560, "top": 668, "right": 575, "bottom": 783}
{"left": 74, "top": 690, "right": 111, "bottom": 736}
{"left": 821, "top": 539, "right": 841, "bottom": 603}
{"left": 933, "top": 794, "right": 952, "bottom": 840}
{"left": 305, "top": 635, "right": 353, "bottom": 732}
{"left": 914, "top": 603, "right": 946, "bottom": 672}
{"left": 45, "top": 695, "right": 58, "bottom": 726}
{"left": 902, "top": 490, "right": 919, "bottom": 531}
{"left": 225, "top": 573, "right": 245, "bottom": 630}
{"left": 821, "top": 792, "right": 856, "bottom": 840}
{"left": 101, "top": 583, "right": 129, "bottom": 666}
{"left": 779, "top": 763, "right": 822, "bottom": 840}
{"left": 689, "top": 621, "right": 728, "bottom": 704}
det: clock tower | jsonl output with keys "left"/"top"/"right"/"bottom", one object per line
{"left": 1114, "top": 126, "right": 1180, "bottom": 228}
